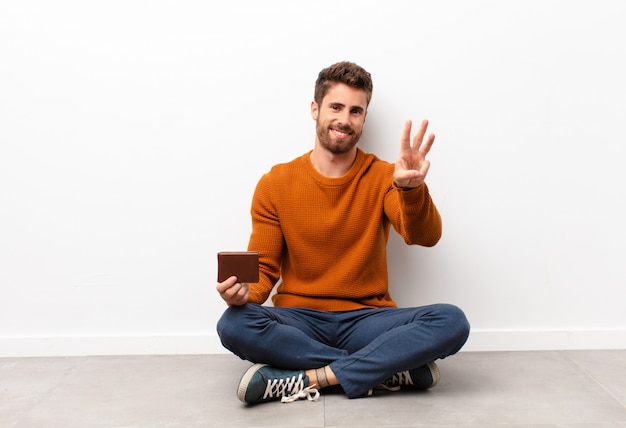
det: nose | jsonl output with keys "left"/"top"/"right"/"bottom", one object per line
{"left": 338, "top": 110, "right": 352, "bottom": 127}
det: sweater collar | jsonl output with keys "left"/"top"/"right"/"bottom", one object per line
{"left": 304, "top": 148, "right": 367, "bottom": 186}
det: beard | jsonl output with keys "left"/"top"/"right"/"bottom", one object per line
{"left": 315, "top": 120, "right": 362, "bottom": 155}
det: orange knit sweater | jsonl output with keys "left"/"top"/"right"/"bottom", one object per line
{"left": 247, "top": 148, "right": 442, "bottom": 311}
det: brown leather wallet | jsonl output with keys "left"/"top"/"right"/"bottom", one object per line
{"left": 217, "top": 251, "right": 259, "bottom": 283}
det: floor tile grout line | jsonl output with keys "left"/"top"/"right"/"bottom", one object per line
{"left": 562, "top": 351, "right": 626, "bottom": 409}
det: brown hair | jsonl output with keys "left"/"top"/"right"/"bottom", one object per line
{"left": 314, "top": 61, "right": 373, "bottom": 107}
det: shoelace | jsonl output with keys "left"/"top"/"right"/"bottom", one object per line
{"left": 281, "top": 384, "right": 320, "bottom": 403}
{"left": 388, "top": 370, "right": 413, "bottom": 387}
{"left": 372, "top": 370, "right": 414, "bottom": 394}
{"left": 262, "top": 373, "right": 320, "bottom": 403}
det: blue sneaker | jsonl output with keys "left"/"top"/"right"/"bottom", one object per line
{"left": 380, "top": 362, "right": 440, "bottom": 391}
{"left": 237, "top": 364, "right": 320, "bottom": 404}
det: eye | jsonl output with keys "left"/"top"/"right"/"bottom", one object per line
{"left": 351, "top": 108, "right": 362, "bottom": 115}
{"left": 330, "top": 104, "right": 340, "bottom": 111}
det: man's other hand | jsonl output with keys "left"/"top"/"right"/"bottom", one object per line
{"left": 216, "top": 276, "right": 249, "bottom": 306}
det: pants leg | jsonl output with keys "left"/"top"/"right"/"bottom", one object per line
{"left": 329, "top": 303, "right": 470, "bottom": 397}
{"left": 217, "top": 304, "right": 349, "bottom": 369}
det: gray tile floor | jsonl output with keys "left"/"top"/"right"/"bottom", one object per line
{"left": 1, "top": 350, "right": 625, "bottom": 427}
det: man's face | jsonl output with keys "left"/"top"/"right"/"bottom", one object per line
{"left": 311, "top": 83, "right": 368, "bottom": 155}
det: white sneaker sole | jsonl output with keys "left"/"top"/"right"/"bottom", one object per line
{"left": 237, "top": 363, "right": 268, "bottom": 403}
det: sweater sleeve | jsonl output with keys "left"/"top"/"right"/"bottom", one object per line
{"left": 385, "top": 182, "right": 442, "bottom": 247}
{"left": 246, "top": 173, "right": 283, "bottom": 304}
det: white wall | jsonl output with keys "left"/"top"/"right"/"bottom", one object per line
{"left": 1, "top": 0, "right": 625, "bottom": 357}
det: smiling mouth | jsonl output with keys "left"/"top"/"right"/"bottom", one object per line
{"left": 330, "top": 127, "right": 352, "bottom": 139}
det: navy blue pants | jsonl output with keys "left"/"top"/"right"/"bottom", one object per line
{"left": 217, "top": 303, "right": 470, "bottom": 398}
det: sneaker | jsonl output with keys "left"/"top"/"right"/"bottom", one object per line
{"left": 380, "top": 361, "right": 440, "bottom": 392}
{"left": 237, "top": 363, "right": 320, "bottom": 404}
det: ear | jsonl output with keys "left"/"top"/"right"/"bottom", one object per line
{"left": 310, "top": 101, "right": 319, "bottom": 120}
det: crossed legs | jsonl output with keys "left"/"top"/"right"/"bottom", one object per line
{"left": 217, "top": 303, "right": 470, "bottom": 398}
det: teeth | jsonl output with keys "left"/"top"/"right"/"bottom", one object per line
{"left": 332, "top": 129, "right": 349, "bottom": 136}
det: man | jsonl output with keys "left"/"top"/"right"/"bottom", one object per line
{"left": 216, "top": 61, "right": 470, "bottom": 404}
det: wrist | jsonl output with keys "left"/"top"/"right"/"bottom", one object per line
{"left": 393, "top": 181, "right": 423, "bottom": 191}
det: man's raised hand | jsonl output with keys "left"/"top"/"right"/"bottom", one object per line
{"left": 393, "top": 119, "right": 435, "bottom": 189}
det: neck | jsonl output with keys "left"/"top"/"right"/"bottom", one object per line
{"left": 309, "top": 145, "right": 358, "bottom": 178}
